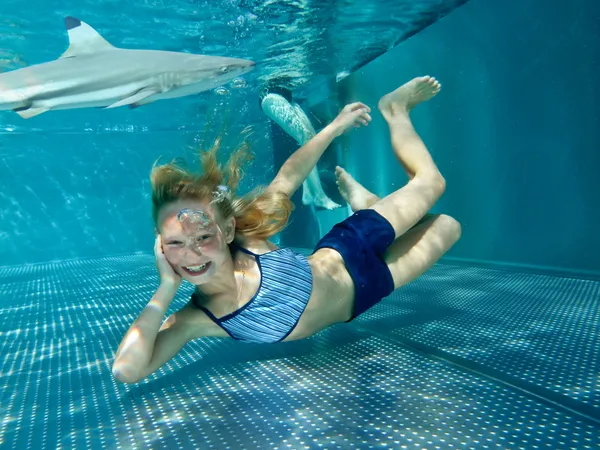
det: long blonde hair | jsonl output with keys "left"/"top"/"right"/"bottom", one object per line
{"left": 150, "top": 133, "right": 294, "bottom": 240}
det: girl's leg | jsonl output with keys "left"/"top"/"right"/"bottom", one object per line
{"left": 368, "top": 76, "right": 446, "bottom": 238}
{"left": 336, "top": 76, "right": 461, "bottom": 289}
{"left": 335, "top": 165, "right": 460, "bottom": 290}
{"left": 335, "top": 165, "right": 436, "bottom": 227}
{"left": 382, "top": 213, "right": 460, "bottom": 289}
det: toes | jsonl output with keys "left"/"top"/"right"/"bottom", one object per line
{"left": 422, "top": 76, "right": 439, "bottom": 88}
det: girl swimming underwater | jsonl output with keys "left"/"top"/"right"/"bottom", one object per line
{"left": 113, "top": 76, "right": 461, "bottom": 384}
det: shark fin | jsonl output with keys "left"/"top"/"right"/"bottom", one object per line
{"left": 106, "top": 88, "right": 159, "bottom": 109}
{"left": 130, "top": 97, "right": 156, "bottom": 109}
{"left": 60, "top": 17, "right": 115, "bottom": 59}
{"left": 15, "top": 107, "right": 49, "bottom": 119}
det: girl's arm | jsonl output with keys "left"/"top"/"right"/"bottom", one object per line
{"left": 267, "top": 102, "right": 371, "bottom": 198}
{"left": 112, "top": 295, "right": 210, "bottom": 384}
{"left": 112, "top": 235, "right": 207, "bottom": 384}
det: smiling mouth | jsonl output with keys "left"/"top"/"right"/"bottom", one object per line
{"left": 182, "top": 262, "right": 212, "bottom": 276}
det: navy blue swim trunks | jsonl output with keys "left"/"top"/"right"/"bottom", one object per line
{"left": 312, "top": 209, "right": 396, "bottom": 320}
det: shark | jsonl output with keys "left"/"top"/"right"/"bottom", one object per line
{"left": 0, "top": 17, "right": 256, "bottom": 119}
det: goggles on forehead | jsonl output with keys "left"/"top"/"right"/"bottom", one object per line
{"left": 175, "top": 185, "right": 231, "bottom": 231}
{"left": 176, "top": 208, "right": 217, "bottom": 250}
{"left": 177, "top": 208, "right": 212, "bottom": 227}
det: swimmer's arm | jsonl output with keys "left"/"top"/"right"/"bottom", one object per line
{"left": 267, "top": 123, "right": 340, "bottom": 198}
{"left": 112, "top": 284, "right": 204, "bottom": 384}
{"left": 267, "top": 103, "right": 370, "bottom": 198}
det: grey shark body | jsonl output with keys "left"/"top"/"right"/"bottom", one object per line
{"left": 0, "top": 17, "right": 255, "bottom": 118}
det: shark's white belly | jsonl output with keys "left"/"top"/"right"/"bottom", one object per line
{"left": 146, "top": 80, "right": 216, "bottom": 101}
{"left": 39, "top": 82, "right": 150, "bottom": 110}
{"left": 0, "top": 51, "right": 169, "bottom": 111}
{"left": 0, "top": 47, "right": 252, "bottom": 115}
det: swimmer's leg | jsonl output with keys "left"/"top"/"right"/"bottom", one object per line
{"left": 335, "top": 76, "right": 443, "bottom": 222}
{"left": 261, "top": 92, "right": 340, "bottom": 210}
{"left": 333, "top": 167, "right": 460, "bottom": 290}
{"left": 334, "top": 166, "right": 380, "bottom": 211}
{"left": 383, "top": 213, "right": 460, "bottom": 289}
{"left": 334, "top": 165, "right": 439, "bottom": 232}
{"left": 363, "top": 76, "right": 460, "bottom": 288}
{"left": 303, "top": 167, "right": 340, "bottom": 210}
{"left": 369, "top": 76, "right": 448, "bottom": 238}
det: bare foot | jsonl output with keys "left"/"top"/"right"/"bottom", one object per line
{"left": 311, "top": 194, "right": 341, "bottom": 210}
{"left": 335, "top": 166, "right": 379, "bottom": 212}
{"left": 378, "top": 76, "right": 441, "bottom": 121}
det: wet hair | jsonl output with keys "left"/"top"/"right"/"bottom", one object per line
{"left": 150, "top": 132, "right": 294, "bottom": 240}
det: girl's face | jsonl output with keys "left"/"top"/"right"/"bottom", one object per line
{"left": 157, "top": 199, "right": 235, "bottom": 283}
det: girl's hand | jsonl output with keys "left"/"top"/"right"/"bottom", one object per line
{"left": 154, "top": 235, "right": 182, "bottom": 289}
{"left": 330, "top": 102, "right": 372, "bottom": 137}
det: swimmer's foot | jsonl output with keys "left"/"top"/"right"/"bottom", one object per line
{"left": 378, "top": 76, "right": 441, "bottom": 121}
{"left": 313, "top": 195, "right": 341, "bottom": 210}
{"left": 302, "top": 186, "right": 341, "bottom": 210}
{"left": 335, "top": 166, "right": 379, "bottom": 212}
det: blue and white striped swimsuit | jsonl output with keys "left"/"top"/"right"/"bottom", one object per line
{"left": 191, "top": 243, "right": 313, "bottom": 343}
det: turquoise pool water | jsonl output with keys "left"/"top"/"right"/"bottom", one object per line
{"left": 1, "top": 0, "right": 599, "bottom": 448}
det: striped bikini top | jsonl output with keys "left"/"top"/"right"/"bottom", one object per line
{"left": 191, "top": 242, "right": 313, "bottom": 343}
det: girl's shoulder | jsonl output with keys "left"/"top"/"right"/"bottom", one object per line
{"left": 234, "top": 235, "right": 280, "bottom": 255}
